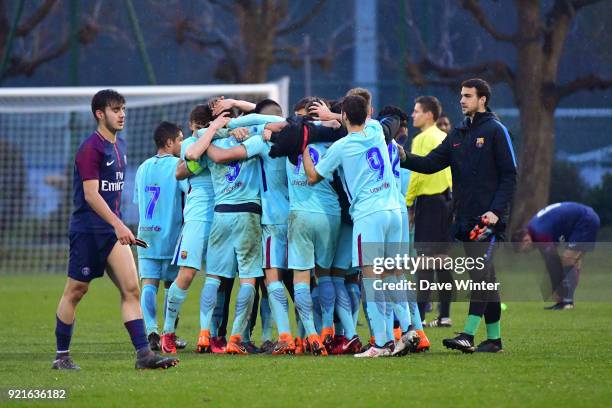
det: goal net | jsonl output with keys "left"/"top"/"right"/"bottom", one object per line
{"left": 0, "top": 78, "right": 290, "bottom": 274}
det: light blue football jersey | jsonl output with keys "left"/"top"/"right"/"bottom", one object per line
{"left": 180, "top": 135, "right": 215, "bottom": 222}
{"left": 202, "top": 135, "right": 263, "bottom": 206}
{"left": 387, "top": 140, "right": 409, "bottom": 214}
{"left": 286, "top": 143, "right": 340, "bottom": 216}
{"left": 133, "top": 154, "right": 183, "bottom": 259}
{"left": 242, "top": 134, "right": 289, "bottom": 224}
{"left": 228, "top": 113, "right": 286, "bottom": 130}
{"left": 315, "top": 123, "right": 400, "bottom": 221}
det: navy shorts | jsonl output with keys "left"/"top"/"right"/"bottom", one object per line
{"left": 68, "top": 231, "right": 118, "bottom": 282}
{"left": 568, "top": 209, "right": 600, "bottom": 252}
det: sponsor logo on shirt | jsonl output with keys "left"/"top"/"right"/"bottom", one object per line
{"left": 100, "top": 171, "right": 124, "bottom": 192}
{"left": 222, "top": 181, "right": 243, "bottom": 194}
{"left": 370, "top": 182, "right": 391, "bottom": 194}
{"left": 139, "top": 226, "right": 162, "bottom": 232}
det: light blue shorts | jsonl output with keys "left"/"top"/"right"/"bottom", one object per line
{"left": 138, "top": 258, "right": 179, "bottom": 281}
{"left": 400, "top": 209, "right": 410, "bottom": 255}
{"left": 173, "top": 220, "right": 212, "bottom": 271}
{"left": 207, "top": 212, "right": 264, "bottom": 279}
{"left": 288, "top": 210, "right": 341, "bottom": 270}
{"left": 262, "top": 224, "right": 288, "bottom": 269}
{"left": 353, "top": 209, "right": 402, "bottom": 267}
{"left": 332, "top": 223, "right": 353, "bottom": 270}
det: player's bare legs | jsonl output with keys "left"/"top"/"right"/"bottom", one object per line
{"left": 56, "top": 278, "right": 90, "bottom": 328}
{"left": 106, "top": 243, "right": 142, "bottom": 321}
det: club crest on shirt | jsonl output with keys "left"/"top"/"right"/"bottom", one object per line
{"left": 181, "top": 250, "right": 188, "bottom": 260}
{"left": 476, "top": 137, "right": 485, "bottom": 148}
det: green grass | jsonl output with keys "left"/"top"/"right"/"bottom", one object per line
{"left": 2, "top": 274, "right": 612, "bottom": 407}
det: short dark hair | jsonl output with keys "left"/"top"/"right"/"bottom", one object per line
{"left": 342, "top": 95, "right": 368, "bottom": 126}
{"left": 254, "top": 99, "right": 282, "bottom": 115}
{"left": 91, "top": 89, "right": 125, "bottom": 120}
{"left": 378, "top": 105, "right": 409, "bottom": 128}
{"left": 414, "top": 96, "right": 442, "bottom": 121}
{"left": 293, "top": 96, "right": 318, "bottom": 113}
{"left": 461, "top": 78, "right": 491, "bottom": 107}
{"left": 329, "top": 98, "right": 343, "bottom": 114}
{"left": 189, "top": 104, "right": 213, "bottom": 130}
{"left": 154, "top": 121, "right": 182, "bottom": 149}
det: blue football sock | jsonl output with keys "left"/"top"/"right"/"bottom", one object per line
{"left": 409, "top": 301, "right": 423, "bottom": 330}
{"left": 383, "top": 275, "right": 411, "bottom": 332}
{"left": 55, "top": 315, "right": 74, "bottom": 356}
{"left": 317, "top": 276, "right": 336, "bottom": 330}
{"left": 260, "top": 296, "right": 274, "bottom": 342}
{"left": 363, "top": 277, "right": 388, "bottom": 347}
{"left": 346, "top": 282, "right": 361, "bottom": 328}
{"left": 163, "top": 287, "right": 169, "bottom": 317}
{"left": 311, "top": 286, "right": 322, "bottom": 334}
{"left": 267, "top": 281, "right": 291, "bottom": 335}
{"left": 333, "top": 276, "right": 355, "bottom": 338}
{"left": 210, "top": 289, "right": 225, "bottom": 337}
{"left": 162, "top": 283, "right": 187, "bottom": 334}
{"left": 385, "top": 300, "right": 394, "bottom": 341}
{"left": 140, "top": 284, "right": 158, "bottom": 335}
{"left": 124, "top": 318, "right": 149, "bottom": 352}
{"left": 335, "top": 317, "right": 344, "bottom": 336}
{"left": 294, "top": 282, "right": 317, "bottom": 336}
{"left": 230, "top": 283, "right": 256, "bottom": 337}
{"left": 199, "top": 277, "right": 221, "bottom": 332}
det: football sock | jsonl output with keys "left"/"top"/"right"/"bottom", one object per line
{"left": 267, "top": 281, "right": 291, "bottom": 335}
{"left": 318, "top": 276, "right": 336, "bottom": 329}
{"left": 55, "top": 315, "right": 74, "bottom": 358}
{"left": 363, "top": 277, "right": 387, "bottom": 347}
{"left": 562, "top": 265, "right": 578, "bottom": 303}
{"left": 385, "top": 302, "right": 394, "bottom": 342}
{"left": 199, "top": 277, "right": 221, "bottom": 331}
{"left": 294, "top": 282, "right": 317, "bottom": 336}
{"left": 333, "top": 277, "right": 355, "bottom": 338}
{"left": 124, "top": 318, "right": 149, "bottom": 353}
{"left": 260, "top": 295, "right": 274, "bottom": 342}
{"left": 383, "top": 275, "right": 411, "bottom": 332}
{"left": 311, "top": 286, "right": 322, "bottom": 333}
{"left": 486, "top": 321, "right": 501, "bottom": 340}
{"left": 163, "top": 287, "right": 169, "bottom": 317}
{"left": 346, "top": 282, "right": 361, "bottom": 327}
{"left": 408, "top": 301, "right": 423, "bottom": 330}
{"left": 140, "top": 284, "right": 158, "bottom": 335}
{"left": 463, "top": 314, "right": 482, "bottom": 336}
{"left": 162, "top": 283, "right": 187, "bottom": 334}
{"left": 230, "top": 282, "right": 256, "bottom": 337}
{"left": 210, "top": 289, "right": 225, "bottom": 337}
{"left": 334, "top": 315, "right": 344, "bottom": 336}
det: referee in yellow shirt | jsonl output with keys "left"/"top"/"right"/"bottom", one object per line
{"left": 407, "top": 96, "right": 454, "bottom": 328}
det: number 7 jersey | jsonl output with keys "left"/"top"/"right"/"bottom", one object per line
{"left": 315, "top": 119, "right": 400, "bottom": 221}
{"left": 133, "top": 154, "right": 184, "bottom": 259}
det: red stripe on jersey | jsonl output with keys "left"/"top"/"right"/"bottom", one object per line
{"left": 357, "top": 233, "right": 363, "bottom": 267}
{"left": 265, "top": 236, "right": 272, "bottom": 269}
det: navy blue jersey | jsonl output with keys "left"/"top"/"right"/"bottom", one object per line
{"left": 527, "top": 202, "right": 596, "bottom": 244}
{"left": 69, "top": 131, "right": 127, "bottom": 233}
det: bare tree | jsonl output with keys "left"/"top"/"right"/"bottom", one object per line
{"left": 404, "top": 0, "right": 612, "bottom": 229}
{"left": 160, "top": 0, "right": 350, "bottom": 83}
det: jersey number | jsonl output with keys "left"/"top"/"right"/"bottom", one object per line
{"left": 387, "top": 143, "right": 400, "bottom": 178}
{"left": 366, "top": 147, "right": 385, "bottom": 180}
{"left": 144, "top": 185, "right": 161, "bottom": 220}
{"left": 295, "top": 147, "right": 320, "bottom": 174}
{"left": 225, "top": 161, "right": 242, "bottom": 182}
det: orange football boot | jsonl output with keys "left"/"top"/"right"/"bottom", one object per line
{"left": 196, "top": 329, "right": 211, "bottom": 353}
{"left": 307, "top": 334, "right": 328, "bottom": 356}
{"left": 272, "top": 332, "right": 296, "bottom": 355}
{"left": 226, "top": 334, "right": 249, "bottom": 355}
{"left": 415, "top": 329, "right": 431, "bottom": 352}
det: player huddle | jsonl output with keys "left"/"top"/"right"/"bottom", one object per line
{"left": 135, "top": 88, "right": 429, "bottom": 358}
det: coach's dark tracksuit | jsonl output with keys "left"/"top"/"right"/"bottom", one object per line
{"left": 401, "top": 110, "right": 517, "bottom": 322}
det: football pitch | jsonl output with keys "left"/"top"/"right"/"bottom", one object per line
{"left": 2, "top": 274, "right": 611, "bottom": 407}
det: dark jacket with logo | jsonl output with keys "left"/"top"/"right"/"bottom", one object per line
{"left": 400, "top": 111, "right": 517, "bottom": 237}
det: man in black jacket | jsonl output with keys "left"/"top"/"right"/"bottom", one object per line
{"left": 400, "top": 78, "right": 517, "bottom": 353}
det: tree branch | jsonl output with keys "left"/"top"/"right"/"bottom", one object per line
{"left": 276, "top": 0, "right": 325, "bottom": 36}
{"left": 15, "top": 0, "right": 57, "bottom": 37}
{"left": 553, "top": 74, "right": 612, "bottom": 100}
{"left": 460, "top": 0, "right": 518, "bottom": 42}
{"left": 406, "top": 57, "right": 514, "bottom": 87}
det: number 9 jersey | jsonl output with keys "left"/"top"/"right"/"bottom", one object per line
{"left": 133, "top": 154, "right": 184, "bottom": 259}
{"left": 315, "top": 120, "right": 401, "bottom": 222}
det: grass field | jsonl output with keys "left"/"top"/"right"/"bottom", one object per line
{"left": 2, "top": 274, "right": 612, "bottom": 407}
